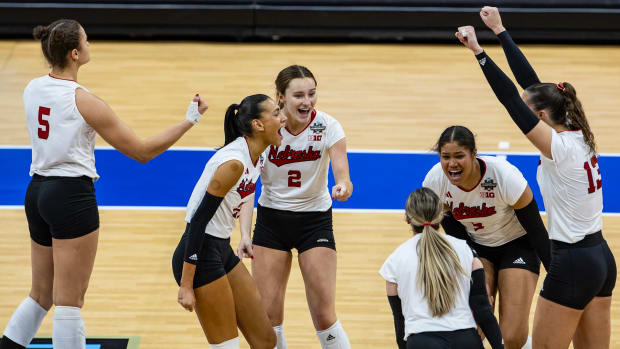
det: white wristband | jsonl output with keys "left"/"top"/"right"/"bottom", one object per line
{"left": 185, "top": 101, "right": 202, "bottom": 124}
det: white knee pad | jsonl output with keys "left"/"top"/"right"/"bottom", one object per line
{"left": 3, "top": 297, "right": 48, "bottom": 346}
{"left": 273, "top": 324, "right": 287, "bottom": 349}
{"left": 316, "top": 320, "right": 351, "bottom": 349}
{"left": 52, "top": 306, "right": 85, "bottom": 349}
{"left": 210, "top": 337, "right": 239, "bottom": 349}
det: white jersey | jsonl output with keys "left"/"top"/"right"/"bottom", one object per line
{"left": 380, "top": 234, "right": 476, "bottom": 337}
{"left": 24, "top": 74, "right": 98, "bottom": 179}
{"left": 185, "top": 137, "right": 264, "bottom": 239}
{"left": 423, "top": 156, "right": 528, "bottom": 247}
{"left": 258, "top": 109, "right": 345, "bottom": 212}
{"left": 537, "top": 130, "right": 603, "bottom": 243}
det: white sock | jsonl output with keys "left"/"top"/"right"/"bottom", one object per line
{"left": 316, "top": 320, "right": 351, "bottom": 349}
{"left": 522, "top": 336, "right": 532, "bottom": 349}
{"left": 273, "top": 324, "right": 287, "bottom": 349}
{"left": 52, "top": 306, "right": 85, "bottom": 349}
{"left": 210, "top": 337, "right": 239, "bottom": 349}
{"left": 2, "top": 297, "right": 48, "bottom": 347}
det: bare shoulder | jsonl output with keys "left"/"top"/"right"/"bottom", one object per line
{"left": 207, "top": 159, "right": 244, "bottom": 196}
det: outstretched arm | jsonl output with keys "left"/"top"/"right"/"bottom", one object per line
{"left": 480, "top": 6, "right": 540, "bottom": 89}
{"left": 456, "top": 26, "right": 554, "bottom": 158}
{"left": 76, "top": 91, "right": 208, "bottom": 163}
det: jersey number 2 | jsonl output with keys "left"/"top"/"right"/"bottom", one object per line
{"left": 288, "top": 170, "right": 301, "bottom": 187}
{"left": 584, "top": 155, "right": 602, "bottom": 194}
{"left": 37, "top": 106, "right": 51, "bottom": 139}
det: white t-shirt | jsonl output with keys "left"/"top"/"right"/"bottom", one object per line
{"left": 185, "top": 137, "right": 265, "bottom": 239}
{"left": 537, "top": 130, "right": 603, "bottom": 243}
{"left": 258, "top": 109, "right": 345, "bottom": 211}
{"left": 380, "top": 233, "right": 477, "bottom": 337}
{"left": 24, "top": 74, "right": 98, "bottom": 179}
{"left": 422, "top": 156, "right": 528, "bottom": 247}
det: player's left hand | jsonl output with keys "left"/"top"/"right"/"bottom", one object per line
{"left": 455, "top": 26, "right": 483, "bottom": 55}
{"left": 332, "top": 183, "right": 351, "bottom": 201}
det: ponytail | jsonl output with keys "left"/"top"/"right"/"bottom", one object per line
{"left": 525, "top": 82, "right": 596, "bottom": 154}
{"left": 561, "top": 82, "right": 596, "bottom": 154}
{"left": 223, "top": 104, "right": 241, "bottom": 147}
{"left": 406, "top": 187, "right": 467, "bottom": 317}
{"left": 221, "top": 94, "right": 272, "bottom": 148}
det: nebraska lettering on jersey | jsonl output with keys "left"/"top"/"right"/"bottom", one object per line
{"left": 236, "top": 178, "right": 256, "bottom": 199}
{"left": 449, "top": 201, "right": 497, "bottom": 220}
{"left": 268, "top": 144, "right": 321, "bottom": 167}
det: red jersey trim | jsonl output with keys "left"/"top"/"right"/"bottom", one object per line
{"left": 457, "top": 158, "right": 487, "bottom": 192}
{"left": 285, "top": 109, "right": 317, "bottom": 136}
{"left": 48, "top": 74, "right": 77, "bottom": 82}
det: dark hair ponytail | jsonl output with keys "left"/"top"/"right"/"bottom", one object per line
{"left": 222, "top": 94, "right": 272, "bottom": 147}
{"left": 525, "top": 82, "right": 595, "bottom": 154}
{"left": 32, "top": 19, "right": 82, "bottom": 69}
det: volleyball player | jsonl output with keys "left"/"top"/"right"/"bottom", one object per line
{"left": 457, "top": 8, "right": 616, "bottom": 347}
{"left": 172, "top": 94, "right": 285, "bottom": 349}
{"left": 237, "top": 65, "right": 353, "bottom": 349}
{"left": 0, "top": 19, "right": 206, "bottom": 349}
{"left": 380, "top": 187, "right": 504, "bottom": 349}
{"left": 423, "top": 125, "right": 549, "bottom": 349}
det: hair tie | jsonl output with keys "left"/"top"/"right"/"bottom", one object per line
{"left": 556, "top": 82, "right": 565, "bottom": 92}
{"left": 423, "top": 222, "right": 433, "bottom": 226}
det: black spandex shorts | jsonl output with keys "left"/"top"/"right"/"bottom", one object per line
{"left": 540, "top": 231, "right": 616, "bottom": 309}
{"left": 172, "top": 223, "right": 241, "bottom": 289}
{"left": 406, "top": 328, "right": 483, "bottom": 349}
{"left": 470, "top": 234, "right": 540, "bottom": 275}
{"left": 252, "top": 204, "right": 335, "bottom": 253}
{"left": 25, "top": 174, "right": 99, "bottom": 246}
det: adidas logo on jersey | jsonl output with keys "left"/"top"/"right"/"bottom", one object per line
{"left": 326, "top": 334, "right": 336, "bottom": 342}
{"left": 189, "top": 254, "right": 198, "bottom": 261}
{"left": 513, "top": 257, "right": 526, "bottom": 265}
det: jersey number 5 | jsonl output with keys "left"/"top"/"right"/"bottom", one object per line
{"left": 37, "top": 106, "right": 51, "bottom": 139}
{"left": 288, "top": 170, "right": 301, "bottom": 187}
{"left": 584, "top": 155, "right": 602, "bottom": 194}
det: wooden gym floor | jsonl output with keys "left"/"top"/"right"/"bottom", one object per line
{"left": 1, "top": 40, "right": 619, "bottom": 348}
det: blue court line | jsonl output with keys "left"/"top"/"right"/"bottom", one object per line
{"left": 28, "top": 345, "right": 100, "bottom": 349}
{"left": 1, "top": 148, "right": 618, "bottom": 212}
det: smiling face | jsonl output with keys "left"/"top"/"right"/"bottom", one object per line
{"left": 278, "top": 77, "right": 317, "bottom": 126}
{"left": 439, "top": 141, "right": 477, "bottom": 187}
{"left": 257, "top": 98, "right": 287, "bottom": 147}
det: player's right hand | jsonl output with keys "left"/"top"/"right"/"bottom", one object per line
{"left": 177, "top": 285, "right": 196, "bottom": 312}
{"left": 237, "top": 236, "right": 254, "bottom": 259}
{"left": 480, "top": 6, "right": 505, "bottom": 35}
{"left": 185, "top": 94, "right": 208, "bottom": 124}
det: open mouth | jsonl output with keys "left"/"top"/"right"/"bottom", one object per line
{"left": 448, "top": 170, "right": 463, "bottom": 181}
{"left": 298, "top": 108, "right": 310, "bottom": 117}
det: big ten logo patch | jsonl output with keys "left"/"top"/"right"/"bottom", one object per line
{"left": 480, "top": 192, "right": 495, "bottom": 198}
{"left": 308, "top": 134, "right": 322, "bottom": 142}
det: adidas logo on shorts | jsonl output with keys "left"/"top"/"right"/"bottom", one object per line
{"left": 513, "top": 257, "right": 526, "bottom": 265}
{"left": 189, "top": 254, "right": 198, "bottom": 261}
{"left": 478, "top": 57, "right": 487, "bottom": 66}
{"left": 317, "top": 238, "right": 329, "bottom": 243}
{"left": 326, "top": 334, "right": 336, "bottom": 342}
